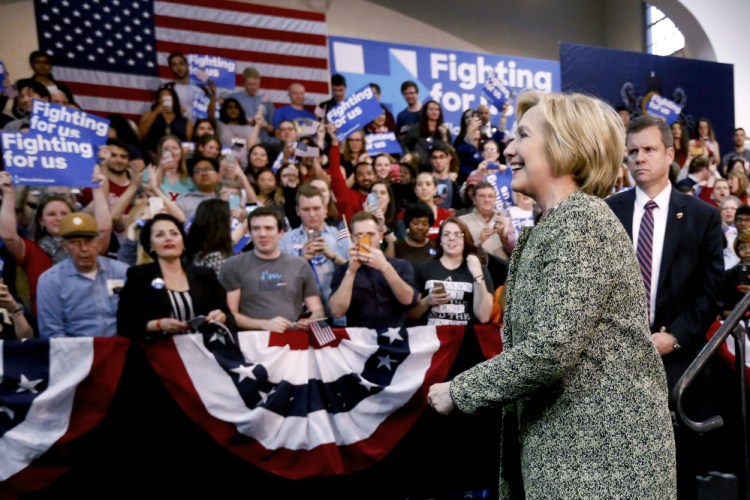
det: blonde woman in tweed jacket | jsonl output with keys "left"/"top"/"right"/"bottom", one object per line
{"left": 428, "top": 92, "right": 676, "bottom": 499}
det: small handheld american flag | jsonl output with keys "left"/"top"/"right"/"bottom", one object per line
{"left": 310, "top": 319, "right": 336, "bottom": 346}
{"left": 337, "top": 217, "right": 351, "bottom": 243}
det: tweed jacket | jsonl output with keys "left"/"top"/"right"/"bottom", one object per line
{"left": 450, "top": 192, "right": 676, "bottom": 499}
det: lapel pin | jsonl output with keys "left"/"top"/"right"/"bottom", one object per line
{"left": 676, "top": 212, "right": 684, "bottom": 219}
{"left": 151, "top": 278, "right": 165, "bottom": 290}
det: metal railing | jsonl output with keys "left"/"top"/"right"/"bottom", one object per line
{"left": 672, "top": 291, "right": 750, "bottom": 499}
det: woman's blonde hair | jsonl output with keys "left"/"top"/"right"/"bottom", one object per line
{"left": 516, "top": 91, "right": 625, "bottom": 199}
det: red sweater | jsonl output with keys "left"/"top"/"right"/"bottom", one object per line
{"left": 328, "top": 144, "right": 367, "bottom": 223}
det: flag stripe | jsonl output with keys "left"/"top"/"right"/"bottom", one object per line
{"left": 158, "top": 0, "right": 326, "bottom": 22}
{"left": 154, "top": 30, "right": 328, "bottom": 64}
{"left": 154, "top": 14, "right": 327, "bottom": 45}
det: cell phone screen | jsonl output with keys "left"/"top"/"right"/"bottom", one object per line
{"left": 366, "top": 192, "right": 379, "bottom": 209}
{"left": 228, "top": 194, "right": 241, "bottom": 210}
{"left": 358, "top": 234, "right": 372, "bottom": 253}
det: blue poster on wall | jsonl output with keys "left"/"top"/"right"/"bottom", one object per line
{"left": 559, "top": 43, "right": 734, "bottom": 157}
{"left": 328, "top": 37, "right": 560, "bottom": 137}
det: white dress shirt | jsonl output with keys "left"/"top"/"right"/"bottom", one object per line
{"left": 633, "top": 184, "right": 672, "bottom": 326}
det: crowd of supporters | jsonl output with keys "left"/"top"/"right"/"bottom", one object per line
{"left": 2, "top": 47, "right": 749, "bottom": 497}
{"left": 1, "top": 49, "right": 747, "bottom": 340}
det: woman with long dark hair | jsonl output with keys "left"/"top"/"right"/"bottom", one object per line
{"left": 218, "top": 98, "right": 261, "bottom": 169}
{"left": 403, "top": 99, "right": 452, "bottom": 168}
{"left": 139, "top": 86, "right": 192, "bottom": 158}
{"left": 185, "top": 199, "right": 233, "bottom": 276}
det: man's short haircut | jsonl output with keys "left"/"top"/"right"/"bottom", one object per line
{"left": 474, "top": 181, "right": 496, "bottom": 193}
{"left": 614, "top": 105, "right": 629, "bottom": 113}
{"left": 295, "top": 184, "right": 324, "bottom": 204}
{"left": 351, "top": 210, "right": 379, "bottom": 229}
{"left": 736, "top": 205, "right": 750, "bottom": 219}
{"left": 243, "top": 67, "right": 260, "bottom": 79}
{"left": 167, "top": 52, "right": 186, "bottom": 65}
{"left": 248, "top": 206, "right": 283, "bottom": 231}
{"left": 688, "top": 156, "right": 710, "bottom": 174}
{"left": 403, "top": 202, "right": 435, "bottom": 227}
{"left": 736, "top": 127, "right": 746, "bottom": 134}
{"left": 106, "top": 138, "right": 130, "bottom": 156}
{"left": 429, "top": 141, "right": 453, "bottom": 157}
{"left": 626, "top": 115, "right": 674, "bottom": 149}
{"left": 516, "top": 91, "right": 626, "bottom": 199}
{"left": 17, "top": 79, "right": 51, "bottom": 99}
{"left": 401, "top": 81, "right": 418, "bottom": 94}
{"left": 354, "top": 161, "right": 375, "bottom": 174}
{"left": 331, "top": 74, "right": 346, "bottom": 87}
{"left": 369, "top": 82, "right": 381, "bottom": 94}
{"left": 29, "top": 50, "right": 51, "bottom": 64}
{"left": 187, "top": 155, "right": 220, "bottom": 176}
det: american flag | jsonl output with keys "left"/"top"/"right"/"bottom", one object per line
{"left": 146, "top": 326, "right": 495, "bottom": 477}
{"left": 337, "top": 217, "right": 350, "bottom": 243}
{"left": 309, "top": 318, "right": 335, "bottom": 346}
{"left": 34, "top": 0, "right": 330, "bottom": 122}
{"left": 0, "top": 337, "right": 128, "bottom": 493}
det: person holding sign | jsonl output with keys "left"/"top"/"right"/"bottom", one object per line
{"left": 165, "top": 52, "right": 216, "bottom": 125}
{"left": 0, "top": 167, "right": 112, "bottom": 315}
{"left": 139, "top": 86, "right": 192, "bottom": 158}
{"left": 428, "top": 92, "right": 676, "bottom": 498}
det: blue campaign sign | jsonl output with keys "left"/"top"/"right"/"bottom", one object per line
{"left": 29, "top": 100, "right": 109, "bottom": 147}
{"left": 326, "top": 85, "right": 384, "bottom": 141}
{"left": 483, "top": 73, "right": 510, "bottom": 109}
{"left": 188, "top": 54, "right": 237, "bottom": 89}
{"left": 365, "top": 132, "right": 403, "bottom": 155}
{"left": 644, "top": 93, "right": 682, "bottom": 124}
{"left": 329, "top": 36, "right": 560, "bottom": 137}
{"left": 1, "top": 131, "right": 98, "bottom": 187}
{"left": 484, "top": 169, "right": 513, "bottom": 210}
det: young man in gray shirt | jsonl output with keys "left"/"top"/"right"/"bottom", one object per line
{"left": 220, "top": 207, "right": 324, "bottom": 332}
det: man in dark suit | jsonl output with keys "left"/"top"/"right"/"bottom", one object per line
{"left": 606, "top": 115, "right": 724, "bottom": 499}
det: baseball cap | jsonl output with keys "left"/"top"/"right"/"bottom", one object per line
{"left": 59, "top": 212, "right": 98, "bottom": 239}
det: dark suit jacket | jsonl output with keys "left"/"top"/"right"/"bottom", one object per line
{"left": 117, "top": 262, "right": 236, "bottom": 341}
{"left": 606, "top": 187, "right": 724, "bottom": 388}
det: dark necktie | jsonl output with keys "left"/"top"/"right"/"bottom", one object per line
{"left": 636, "top": 200, "right": 658, "bottom": 318}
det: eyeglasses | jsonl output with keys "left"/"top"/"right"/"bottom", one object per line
{"left": 442, "top": 231, "right": 464, "bottom": 239}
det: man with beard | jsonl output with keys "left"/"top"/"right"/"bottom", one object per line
{"left": 163, "top": 52, "right": 216, "bottom": 124}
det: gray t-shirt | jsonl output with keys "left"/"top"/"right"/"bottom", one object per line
{"left": 219, "top": 251, "right": 320, "bottom": 321}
